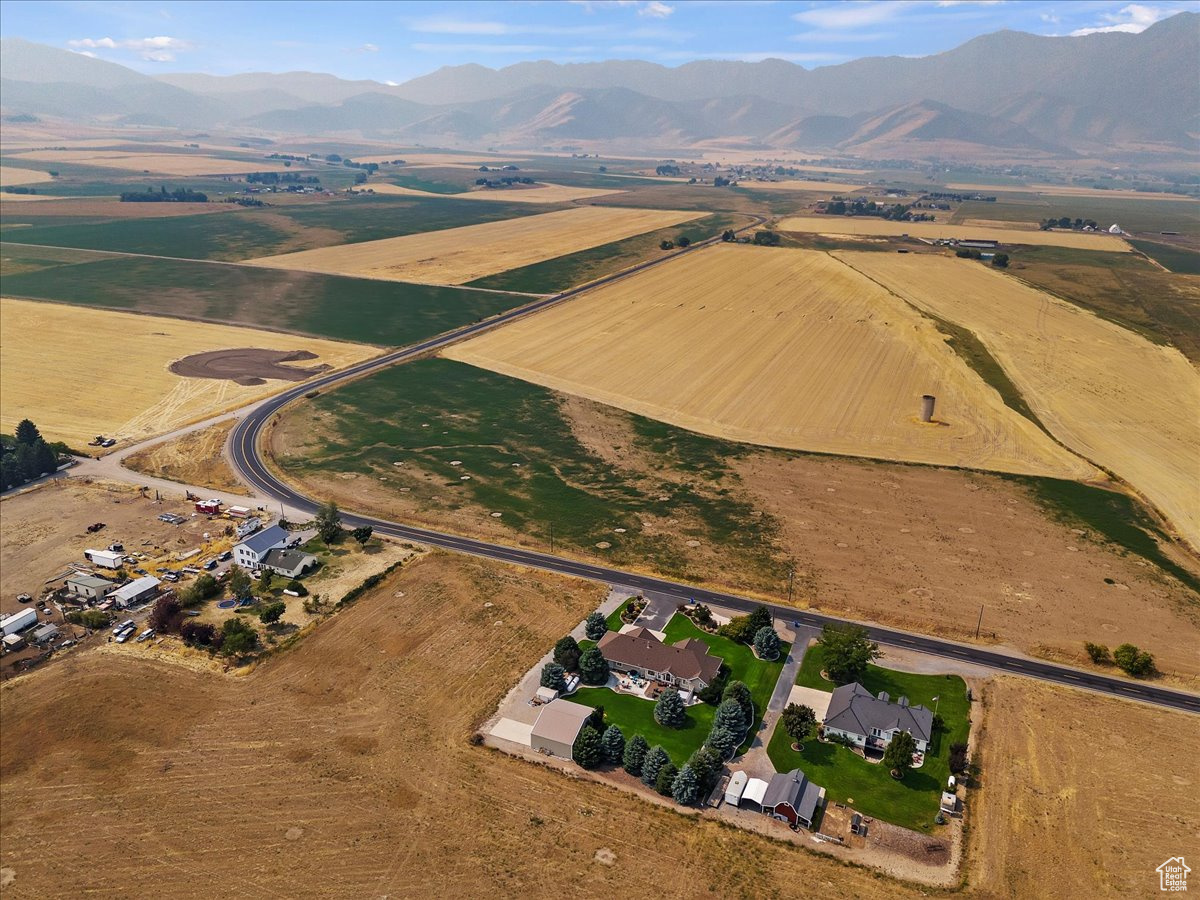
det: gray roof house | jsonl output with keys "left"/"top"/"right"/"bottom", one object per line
{"left": 823, "top": 682, "right": 934, "bottom": 753}
{"left": 261, "top": 548, "right": 319, "bottom": 579}
{"left": 233, "top": 524, "right": 290, "bottom": 570}
{"left": 761, "top": 769, "right": 825, "bottom": 829}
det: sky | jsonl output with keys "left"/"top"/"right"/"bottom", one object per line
{"left": 1, "top": 0, "right": 1195, "bottom": 82}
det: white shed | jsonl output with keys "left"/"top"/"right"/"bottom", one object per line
{"left": 725, "top": 770, "right": 748, "bottom": 806}
{"left": 741, "top": 777, "right": 770, "bottom": 810}
{"left": 535, "top": 686, "right": 559, "bottom": 703}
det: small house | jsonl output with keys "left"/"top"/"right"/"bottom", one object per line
{"left": 530, "top": 699, "right": 593, "bottom": 759}
{"left": 233, "top": 524, "right": 290, "bottom": 571}
{"left": 110, "top": 576, "right": 160, "bottom": 609}
{"left": 260, "top": 548, "right": 318, "bottom": 579}
{"left": 66, "top": 574, "right": 114, "bottom": 600}
{"left": 534, "top": 686, "right": 559, "bottom": 703}
{"left": 84, "top": 549, "right": 124, "bottom": 570}
{"left": 32, "top": 623, "right": 60, "bottom": 645}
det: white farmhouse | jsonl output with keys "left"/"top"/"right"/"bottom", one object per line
{"left": 233, "top": 524, "right": 290, "bottom": 571}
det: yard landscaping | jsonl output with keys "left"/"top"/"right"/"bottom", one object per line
{"left": 570, "top": 611, "right": 788, "bottom": 766}
{"left": 768, "top": 642, "right": 970, "bottom": 832}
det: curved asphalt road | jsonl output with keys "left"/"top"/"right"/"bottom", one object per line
{"left": 229, "top": 224, "right": 1200, "bottom": 716}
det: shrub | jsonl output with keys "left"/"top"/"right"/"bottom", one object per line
{"left": 68, "top": 609, "right": 109, "bottom": 629}
{"left": 623, "top": 734, "right": 650, "bottom": 776}
{"left": 579, "top": 647, "right": 610, "bottom": 686}
{"left": 752, "top": 230, "right": 780, "bottom": 246}
{"left": 696, "top": 663, "right": 730, "bottom": 705}
{"left": 949, "top": 741, "right": 969, "bottom": 774}
{"left": 753, "top": 626, "right": 781, "bottom": 660}
{"left": 258, "top": 601, "right": 286, "bottom": 624}
{"left": 659, "top": 239, "right": 674, "bottom": 250}
{"left": 583, "top": 610, "right": 608, "bottom": 641}
{"left": 572, "top": 725, "right": 604, "bottom": 769}
{"left": 991, "top": 253, "right": 1009, "bottom": 268}
{"left": 180, "top": 621, "right": 219, "bottom": 648}
{"left": 220, "top": 617, "right": 259, "bottom": 656}
{"left": 601, "top": 725, "right": 625, "bottom": 765}
{"left": 653, "top": 688, "right": 686, "bottom": 728}
{"left": 540, "top": 662, "right": 567, "bottom": 691}
{"left": 1084, "top": 642, "right": 1112, "bottom": 665}
{"left": 285, "top": 579, "right": 308, "bottom": 597}
{"left": 641, "top": 746, "right": 669, "bottom": 787}
{"left": 553, "top": 635, "right": 581, "bottom": 672}
{"left": 655, "top": 762, "right": 679, "bottom": 796}
{"left": 1113, "top": 643, "right": 1155, "bottom": 677}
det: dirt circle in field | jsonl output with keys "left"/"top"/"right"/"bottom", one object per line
{"left": 169, "top": 348, "right": 331, "bottom": 386}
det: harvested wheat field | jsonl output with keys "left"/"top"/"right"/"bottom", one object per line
{"left": 7, "top": 150, "right": 294, "bottom": 176}
{"left": 970, "top": 677, "right": 1200, "bottom": 897}
{"left": 123, "top": 419, "right": 248, "bottom": 495}
{"left": 837, "top": 251, "right": 1200, "bottom": 552}
{"left": 0, "top": 298, "right": 376, "bottom": 448}
{"left": 367, "top": 181, "right": 622, "bottom": 203}
{"left": 445, "top": 244, "right": 1094, "bottom": 478}
{"left": 738, "top": 180, "right": 867, "bottom": 193}
{"left": 777, "top": 215, "right": 1130, "bottom": 251}
{"left": 944, "top": 182, "right": 1199, "bottom": 200}
{"left": 247, "top": 205, "right": 701, "bottom": 285}
{"left": 0, "top": 166, "right": 54, "bottom": 187}
{"left": 0, "top": 552, "right": 924, "bottom": 899}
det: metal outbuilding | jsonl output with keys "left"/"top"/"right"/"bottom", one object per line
{"left": 32, "top": 623, "right": 60, "bottom": 644}
{"left": 724, "top": 770, "right": 748, "bottom": 805}
{"left": 1, "top": 608, "right": 39, "bottom": 636}
{"left": 740, "top": 777, "right": 770, "bottom": 810}
{"left": 530, "top": 699, "right": 593, "bottom": 759}
{"left": 66, "top": 574, "right": 114, "bottom": 600}
{"left": 110, "top": 576, "right": 161, "bottom": 609}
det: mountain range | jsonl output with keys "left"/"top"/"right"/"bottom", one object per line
{"left": 1, "top": 12, "right": 1196, "bottom": 160}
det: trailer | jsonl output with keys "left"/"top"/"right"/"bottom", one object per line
{"left": 84, "top": 549, "right": 124, "bottom": 570}
{"left": 226, "top": 505, "right": 252, "bottom": 519}
{"left": 1, "top": 607, "right": 39, "bottom": 636}
{"left": 195, "top": 499, "right": 221, "bottom": 515}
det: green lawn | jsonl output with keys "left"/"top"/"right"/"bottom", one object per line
{"left": 661, "top": 614, "right": 788, "bottom": 749}
{"left": 570, "top": 687, "right": 715, "bottom": 768}
{"left": 605, "top": 598, "right": 632, "bottom": 632}
{"left": 771, "top": 643, "right": 970, "bottom": 832}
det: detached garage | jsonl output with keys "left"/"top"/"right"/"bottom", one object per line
{"left": 530, "top": 699, "right": 593, "bottom": 759}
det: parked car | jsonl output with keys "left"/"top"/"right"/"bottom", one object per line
{"left": 135, "top": 628, "right": 156, "bottom": 643}
{"left": 114, "top": 626, "right": 136, "bottom": 644}
{"left": 112, "top": 619, "right": 135, "bottom": 635}
{"left": 134, "top": 568, "right": 149, "bottom": 576}
{"left": 161, "top": 572, "right": 179, "bottom": 583}
{"left": 218, "top": 551, "right": 232, "bottom": 562}
{"left": 17, "top": 593, "right": 32, "bottom": 604}
{"left": 204, "top": 560, "right": 218, "bottom": 571}
{"left": 58, "top": 639, "right": 76, "bottom": 650}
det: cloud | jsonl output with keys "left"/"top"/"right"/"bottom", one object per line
{"left": 409, "top": 16, "right": 604, "bottom": 36}
{"left": 385, "top": 80, "right": 399, "bottom": 86}
{"left": 1040, "top": 12, "right": 1060, "bottom": 24}
{"left": 69, "top": 49, "right": 98, "bottom": 58}
{"left": 639, "top": 1, "right": 675, "bottom": 17}
{"left": 360, "top": 43, "right": 380, "bottom": 52}
{"left": 67, "top": 35, "right": 191, "bottom": 61}
{"left": 1069, "top": 3, "right": 1171, "bottom": 35}
{"left": 792, "top": 1, "right": 917, "bottom": 29}
{"left": 936, "top": 0, "right": 1004, "bottom": 6}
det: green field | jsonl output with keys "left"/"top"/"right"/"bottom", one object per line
{"left": 467, "top": 213, "right": 742, "bottom": 293}
{"left": 954, "top": 195, "right": 1200, "bottom": 235}
{"left": 0, "top": 250, "right": 533, "bottom": 346}
{"left": 2, "top": 195, "right": 554, "bottom": 260}
{"left": 1128, "top": 239, "right": 1200, "bottom": 275}
{"left": 281, "top": 358, "right": 785, "bottom": 586}
{"left": 768, "top": 643, "right": 970, "bottom": 832}
{"left": 384, "top": 172, "right": 470, "bottom": 194}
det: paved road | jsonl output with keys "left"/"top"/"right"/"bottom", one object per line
{"left": 223, "top": 229, "right": 1200, "bottom": 717}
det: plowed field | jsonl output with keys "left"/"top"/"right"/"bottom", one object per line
{"left": 444, "top": 244, "right": 1095, "bottom": 479}
{"left": 837, "top": 251, "right": 1200, "bottom": 552}
{"left": 246, "top": 205, "right": 702, "bottom": 284}
{"left": 777, "top": 215, "right": 1130, "bottom": 251}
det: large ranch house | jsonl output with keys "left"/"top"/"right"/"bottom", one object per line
{"left": 822, "top": 683, "right": 934, "bottom": 754}
{"left": 596, "top": 627, "right": 722, "bottom": 697}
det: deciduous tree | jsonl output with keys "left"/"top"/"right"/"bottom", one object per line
{"left": 259, "top": 601, "right": 287, "bottom": 624}
{"left": 1113, "top": 642, "right": 1155, "bottom": 677}
{"left": 817, "top": 623, "right": 879, "bottom": 685}
{"left": 781, "top": 703, "right": 816, "bottom": 747}
{"left": 315, "top": 501, "right": 342, "bottom": 543}
{"left": 883, "top": 731, "right": 918, "bottom": 778}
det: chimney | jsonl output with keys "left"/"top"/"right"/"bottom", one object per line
{"left": 921, "top": 394, "right": 936, "bottom": 423}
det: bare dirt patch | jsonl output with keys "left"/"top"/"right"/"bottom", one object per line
{"left": 123, "top": 420, "right": 248, "bottom": 495}
{"left": 0, "top": 552, "right": 923, "bottom": 899}
{"left": 969, "top": 677, "right": 1200, "bottom": 897}
{"left": 168, "top": 348, "right": 331, "bottom": 386}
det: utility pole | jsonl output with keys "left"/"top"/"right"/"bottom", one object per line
{"left": 974, "top": 604, "right": 984, "bottom": 640}
{"left": 549, "top": 521, "right": 555, "bottom": 554}
{"left": 787, "top": 566, "right": 795, "bottom": 604}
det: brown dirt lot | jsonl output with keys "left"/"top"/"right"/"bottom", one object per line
{"left": 168, "top": 348, "right": 330, "bottom": 385}
{"left": 123, "top": 420, "right": 248, "bottom": 496}
{"left": 969, "top": 677, "right": 1200, "bottom": 897}
{"left": 0, "top": 552, "right": 925, "bottom": 899}
{"left": 0, "top": 480, "right": 218, "bottom": 615}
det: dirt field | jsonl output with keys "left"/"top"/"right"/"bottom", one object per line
{"left": 0, "top": 551, "right": 927, "bottom": 899}
{"left": 444, "top": 244, "right": 1094, "bottom": 479}
{"left": 944, "top": 182, "right": 1198, "bottom": 200}
{"left": 6, "top": 150, "right": 294, "bottom": 176}
{"left": 366, "top": 181, "right": 623, "bottom": 203}
{"left": 123, "top": 420, "right": 248, "bottom": 495}
{"left": 836, "top": 252, "right": 1200, "bottom": 553}
{"left": 737, "top": 180, "right": 866, "bottom": 193}
{"left": 0, "top": 298, "right": 377, "bottom": 448}
{"left": 969, "top": 677, "right": 1200, "bottom": 897}
{"left": 0, "top": 479, "right": 226, "bottom": 616}
{"left": 247, "top": 206, "right": 702, "bottom": 285}
{"left": 0, "top": 167, "right": 55, "bottom": 187}
{"left": 168, "top": 348, "right": 330, "bottom": 385}
{"left": 777, "top": 215, "right": 1131, "bottom": 251}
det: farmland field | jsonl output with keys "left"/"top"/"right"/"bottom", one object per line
{"left": 836, "top": 251, "right": 1200, "bottom": 553}
{"left": 247, "top": 205, "right": 703, "bottom": 284}
{"left": 1128, "top": 238, "right": 1200, "bottom": 274}
{"left": 0, "top": 250, "right": 535, "bottom": 346}
{"left": 370, "top": 180, "right": 622, "bottom": 203}
{"left": 0, "top": 297, "right": 377, "bottom": 447}
{"left": 952, "top": 195, "right": 1200, "bottom": 236}
{"left": 0, "top": 552, "right": 926, "bottom": 899}
{"left": 445, "top": 244, "right": 1094, "bottom": 479}
{"left": 776, "top": 215, "right": 1131, "bottom": 251}
{"left": 0, "top": 167, "right": 54, "bottom": 187}
{"left": 969, "top": 677, "right": 1200, "bottom": 898}
{"left": 5, "top": 149, "right": 297, "bottom": 176}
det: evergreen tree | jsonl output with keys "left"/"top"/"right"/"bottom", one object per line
{"left": 553, "top": 635, "right": 582, "bottom": 671}
{"left": 601, "top": 725, "right": 625, "bottom": 765}
{"left": 705, "top": 724, "right": 739, "bottom": 760}
{"left": 655, "top": 762, "right": 679, "bottom": 796}
{"left": 713, "top": 698, "right": 747, "bottom": 736}
{"left": 579, "top": 646, "right": 610, "bottom": 685}
{"left": 623, "top": 734, "right": 650, "bottom": 776}
{"left": 671, "top": 764, "right": 701, "bottom": 805}
{"left": 721, "top": 681, "right": 754, "bottom": 726}
{"left": 641, "top": 746, "right": 669, "bottom": 786}
{"left": 540, "top": 662, "right": 567, "bottom": 691}
{"left": 753, "top": 626, "right": 781, "bottom": 660}
{"left": 572, "top": 725, "right": 604, "bottom": 769}
{"left": 14, "top": 419, "right": 41, "bottom": 445}
{"left": 653, "top": 688, "right": 687, "bottom": 728}
{"left": 745, "top": 605, "right": 772, "bottom": 636}
{"left": 687, "top": 746, "right": 722, "bottom": 792}
{"left": 583, "top": 610, "right": 608, "bottom": 641}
